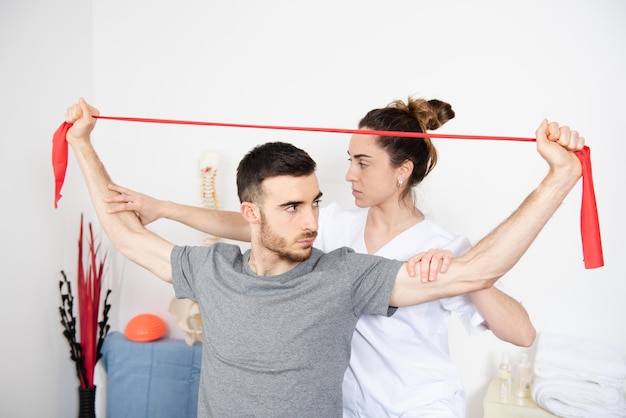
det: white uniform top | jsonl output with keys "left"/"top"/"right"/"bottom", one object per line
{"left": 316, "top": 203, "right": 488, "bottom": 418}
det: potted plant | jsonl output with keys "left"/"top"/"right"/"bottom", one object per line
{"left": 59, "top": 214, "right": 111, "bottom": 418}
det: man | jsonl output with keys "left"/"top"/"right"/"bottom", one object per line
{"left": 65, "top": 98, "right": 583, "bottom": 417}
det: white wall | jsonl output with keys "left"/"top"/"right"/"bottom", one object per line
{"left": 2, "top": 1, "right": 625, "bottom": 417}
{"left": 0, "top": 1, "right": 94, "bottom": 417}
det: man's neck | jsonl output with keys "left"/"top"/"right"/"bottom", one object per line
{"left": 247, "top": 247, "right": 302, "bottom": 276}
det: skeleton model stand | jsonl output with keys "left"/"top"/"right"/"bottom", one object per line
{"left": 199, "top": 149, "right": 221, "bottom": 245}
{"left": 170, "top": 149, "right": 222, "bottom": 344}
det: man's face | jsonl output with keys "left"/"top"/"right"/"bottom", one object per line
{"left": 257, "top": 174, "right": 321, "bottom": 262}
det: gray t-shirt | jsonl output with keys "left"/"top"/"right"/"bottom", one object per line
{"left": 171, "top": 243, "right": 402, "bottom": 418}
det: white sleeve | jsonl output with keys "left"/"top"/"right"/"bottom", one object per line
{"left": 437, "top": 234, "right": 521, "bottom": 336}
{"left": 441, "top": 280, "right": 521, "bottom": 336}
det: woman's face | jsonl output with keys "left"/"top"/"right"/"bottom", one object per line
{"left": 345, "top": 133, "right": 402, "bottom": 208}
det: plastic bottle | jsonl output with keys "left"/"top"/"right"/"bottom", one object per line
{"left": 498, "top": 351, "right": 512, "bottom": 399}
{"left": 515, "top": 352, "right": 533, "bottom": 398}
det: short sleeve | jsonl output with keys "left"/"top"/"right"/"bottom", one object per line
{"left": 171, "top": 245, "right": 201, "bottom": 302}
{"left": 345, "top": 251, "right": 403, "bottom": 317}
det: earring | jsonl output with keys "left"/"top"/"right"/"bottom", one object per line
{"left": 397, "top": 178, "right": 404, "bottom": 187}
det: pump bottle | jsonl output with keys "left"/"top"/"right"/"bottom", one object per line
{"left": 515, "top": 352, "right": 533, "bottom": 398}
{"left": 498, "top": 351, "right": 512, "bottom": 399}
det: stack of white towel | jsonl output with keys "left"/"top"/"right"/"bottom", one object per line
{"left": 532, "top": 332, "right": 626, "bottom": 418}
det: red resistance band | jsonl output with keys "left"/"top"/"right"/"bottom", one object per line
{"left": 52, "top": 115, "right": 604, "bottom": 269}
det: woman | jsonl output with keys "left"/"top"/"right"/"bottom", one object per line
{"left": 107, "top": 96, "right": 535, "bottom": 417}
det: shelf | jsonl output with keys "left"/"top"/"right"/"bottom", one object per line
{"left": 483, "top": 378, "right": 558, "bottom": 418}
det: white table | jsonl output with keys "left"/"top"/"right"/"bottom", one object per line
{"left": 483, "top": 379, "right": 558, "bottom": 418}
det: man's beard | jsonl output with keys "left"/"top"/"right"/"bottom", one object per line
{"left": 260, "top": 217, "right": 317, "bottom": 262}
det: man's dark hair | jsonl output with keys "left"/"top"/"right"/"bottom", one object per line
{"left": 237, "top": 142, "right": 317, "bottom": 203}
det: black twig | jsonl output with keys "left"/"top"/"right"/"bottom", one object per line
{"left": 59, "top": 270, "right": 87, "bottom": 388}
{"left": 58, "top": 270, "right": 112, "bottom": 387}
{"left": 96, "top": 289, "right": 112, "bottom": 362}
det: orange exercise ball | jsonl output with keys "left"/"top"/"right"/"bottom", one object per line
{"left": 125, "top": 313, "right": 167, "bottom": 342}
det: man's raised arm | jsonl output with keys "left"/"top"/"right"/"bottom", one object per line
{"left": 391, "top": 119, "right": 584, "bottom": 307}
{"left": 65, "top": 98, "right": 174, "bottom": 282}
